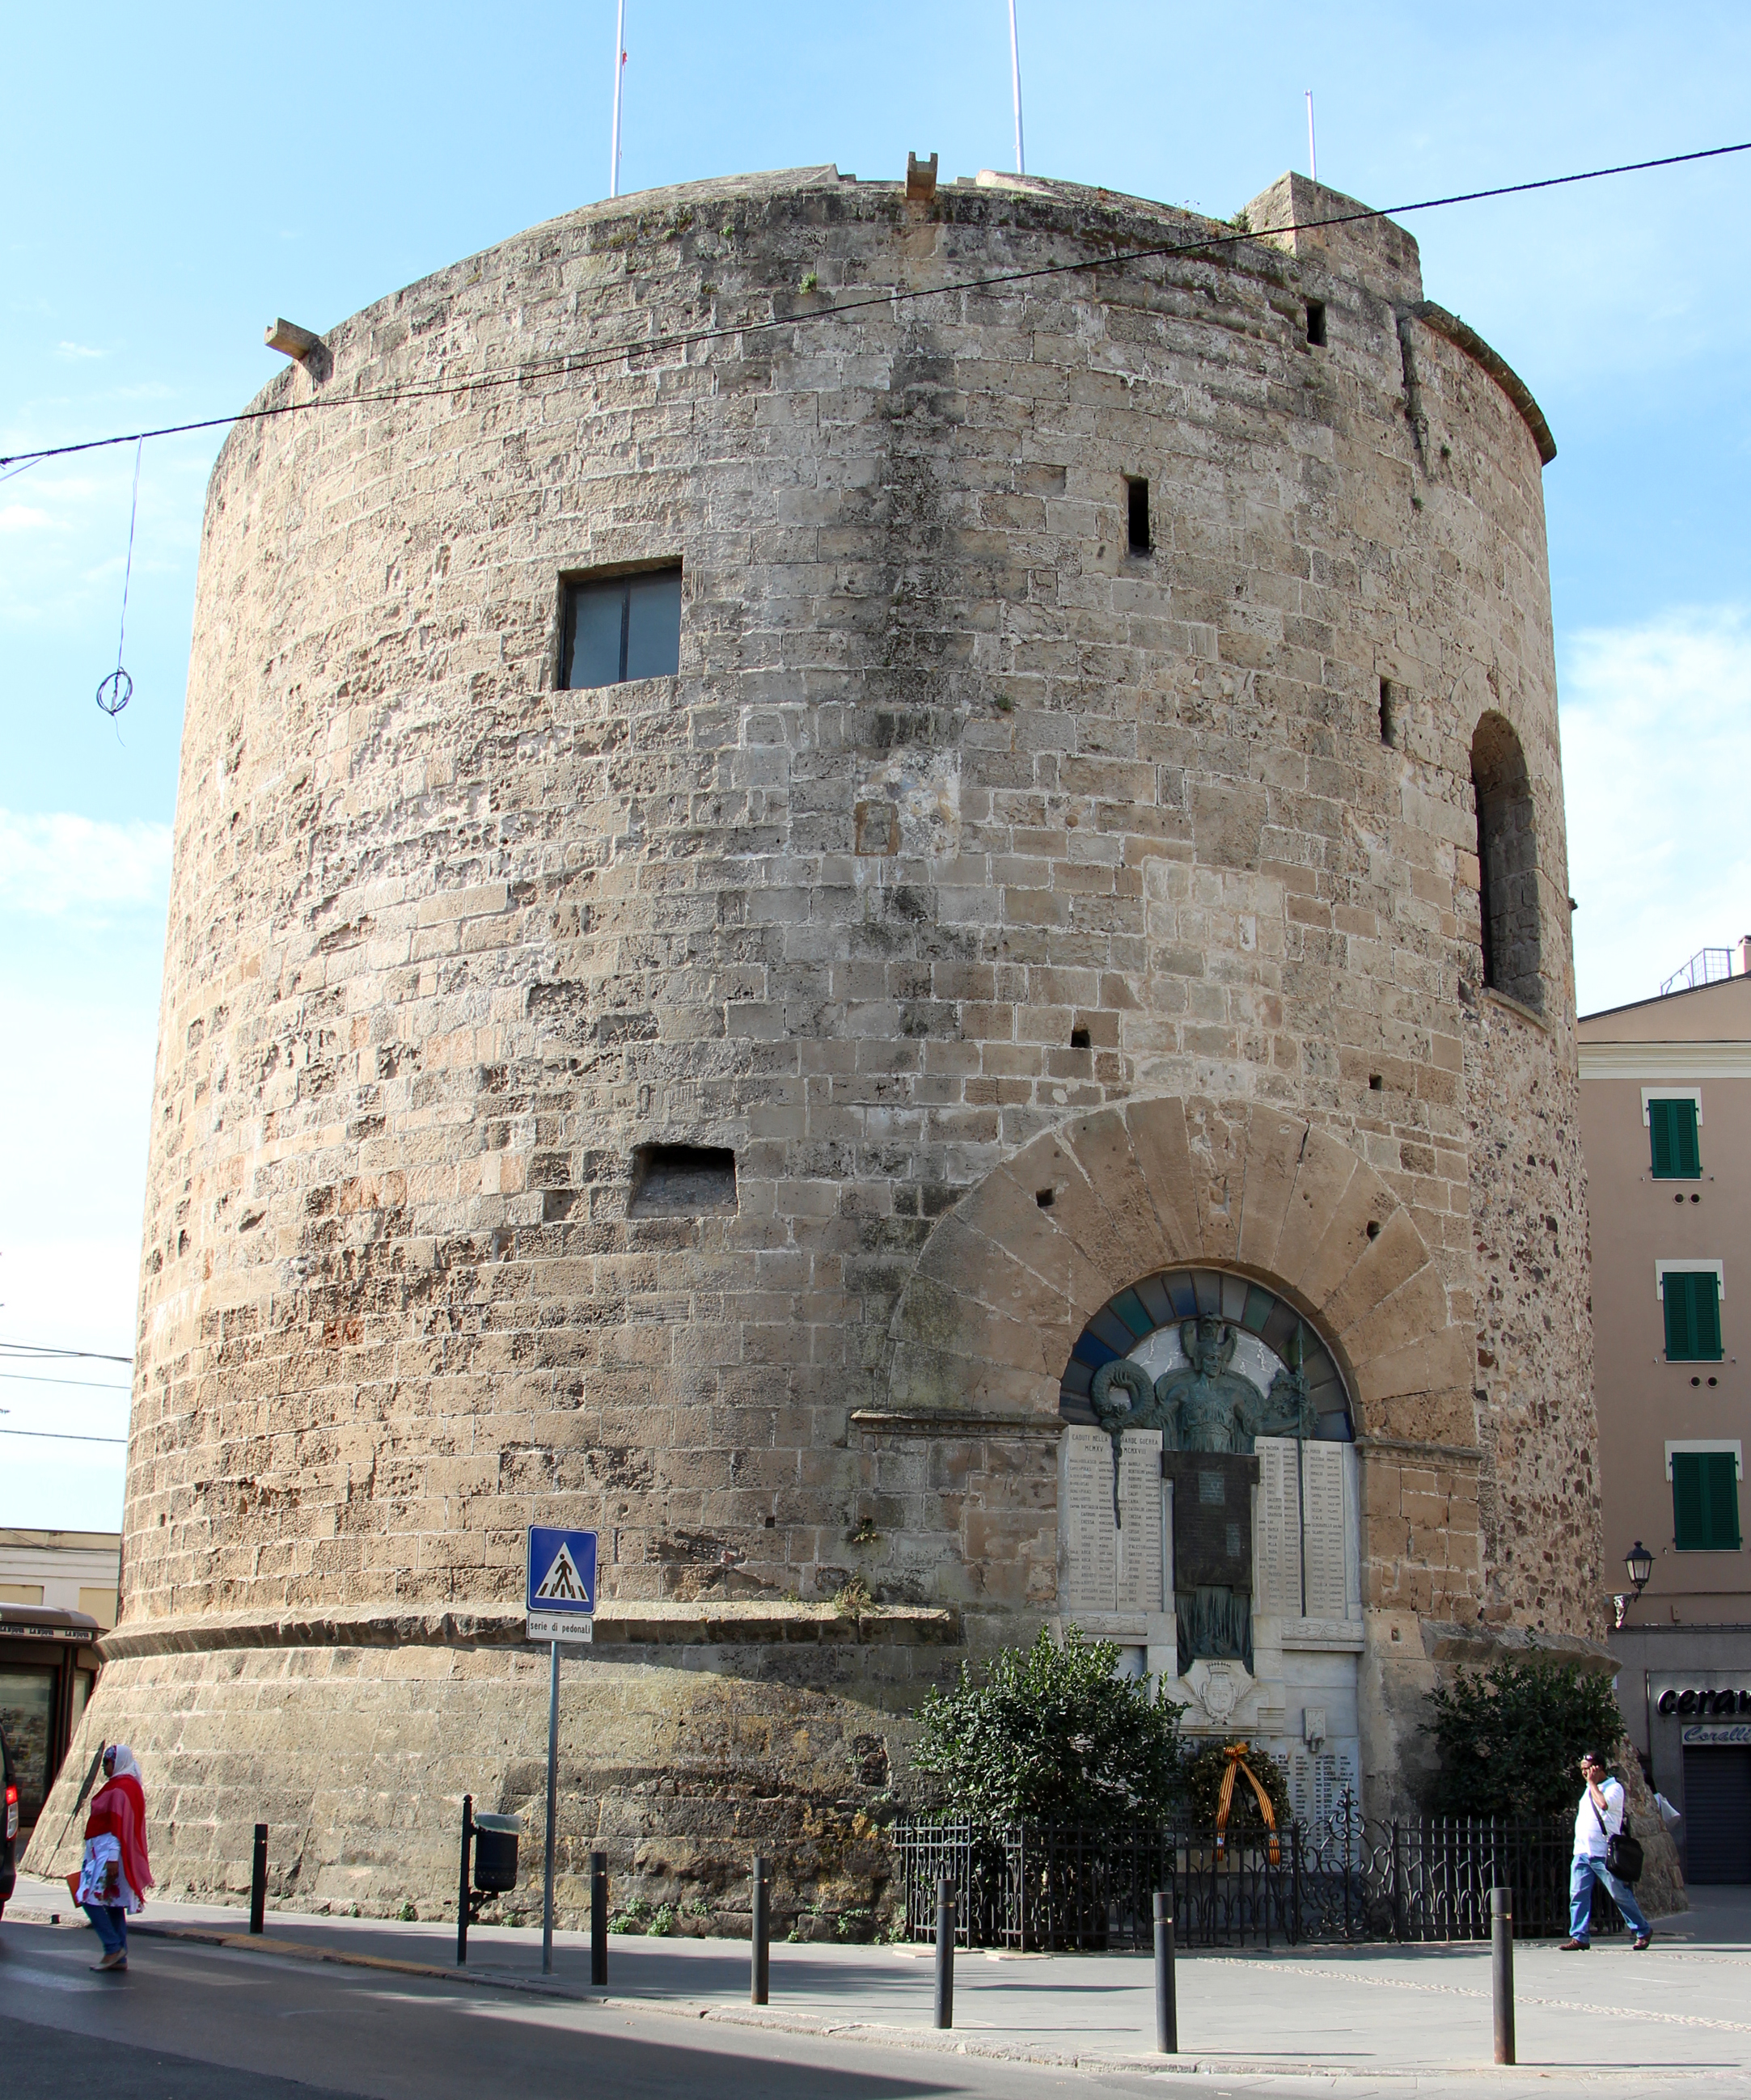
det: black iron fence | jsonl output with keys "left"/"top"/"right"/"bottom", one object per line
{"left": 893, "top": 1797, "right": 1622, "bottom": 1950}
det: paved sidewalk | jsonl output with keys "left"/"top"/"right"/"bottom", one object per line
{"left": 10, "top": 1871, "right": 1750, "bottom": 2081}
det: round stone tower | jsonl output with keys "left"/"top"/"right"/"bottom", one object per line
{"left": 32, "top": 159, "right": 1601, "bottom": 1925}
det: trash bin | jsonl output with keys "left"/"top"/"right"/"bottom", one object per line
{"left": 472, "top": 1813, "right": 521, "bottom": 1894}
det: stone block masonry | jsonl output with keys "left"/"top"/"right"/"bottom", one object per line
{"left": 27, "top": 160, "right": 1602, "bottom": 1921}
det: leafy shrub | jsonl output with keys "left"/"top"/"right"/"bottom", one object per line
{"left": 1178, "top": 1739, "right": 1292, "bottom": 1832}
{"left": 1424, "top": 1658, "right": 1625, "bottom": 1819}
{"left": 648, "top": 1904, "right": 676, "bottom": 1937}
{"left": 910, "top": 1625, "right": 1185, "bottom": 1826}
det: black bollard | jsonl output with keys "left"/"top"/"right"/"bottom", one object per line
{"left": 1153, "top": 1892, "right": 1178, "bottom": 2053}
{"left": 1491, "top": 1886, "right": 1515, "bottom": 2066}
{"left": 590, "top": 1850, "right": 608, "bottom": 1988}
{"left": 456, "top": 1795, "right": 474, "bottom": 1967}
{"left": 751, "top": 1854, "right": 770, "bottom": 2005}
{"left": 249, "top": 1823, "right": 269, "bottom": 1936}
{"left": 934, "top": 1876, "right": 955, "bottom": 2030}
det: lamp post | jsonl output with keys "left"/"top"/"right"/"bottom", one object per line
{"left": 1615, "top": 1540, "right": 1654, "bottom": 1628}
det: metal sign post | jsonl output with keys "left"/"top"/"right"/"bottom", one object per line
{"left": 527, "top": 1527, "right": 598, "bottom": 1976}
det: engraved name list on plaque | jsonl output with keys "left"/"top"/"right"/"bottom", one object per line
{"left": 1254, "top": 1436, "right": 1355, "bottom": 1631}
{"left": 1061, "top": 1424, "right": 1165, "bottom": 1616}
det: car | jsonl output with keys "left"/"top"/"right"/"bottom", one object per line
{"left": 1, "top": 1722, "right": 18, "bottom": 1919}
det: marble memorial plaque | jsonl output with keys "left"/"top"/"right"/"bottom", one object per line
{"left": 1062, "top": 1425, "right": 1163, "bottom": 1614}
{"left": 1301, "top": 1442, "right": 1348, "bottom": 1621}
{"left": 1062, "top": 1426, "right": 1118, "bottom": 1612}
{"left": 1254, "top": 1438, "right": 1301, "bottom": 1615}
{"left": 1116, "top": 1428, "right": 1165, "bottom": 1613}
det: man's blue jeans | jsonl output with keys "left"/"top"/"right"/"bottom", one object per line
{"left": 82, "top": 1903, "right": 127, "bottom": 1958}
{"left": 1570, "top": 1853, "right": 1649, "bottom": 1939}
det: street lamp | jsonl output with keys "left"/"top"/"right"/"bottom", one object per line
{"left": 1615, "top": 1541, "right": 1655, "bottom": 1628}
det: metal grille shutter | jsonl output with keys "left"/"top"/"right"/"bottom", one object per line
{"left": 1682, "top": 1746, "right": 1751, "bottom": 1884}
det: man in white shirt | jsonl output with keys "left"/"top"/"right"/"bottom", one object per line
{"left": 1561, "top": 1750, "right": 1652, "bottom": 1951}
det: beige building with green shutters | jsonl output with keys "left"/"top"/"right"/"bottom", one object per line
{"left": 1580, "top": 954, "right": 1751, "bottom": 1885}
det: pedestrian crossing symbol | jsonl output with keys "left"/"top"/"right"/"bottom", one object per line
{"left": 535, "top": 1541, "right": 588, "bottom": 1602}
{"left": 526, "top": 1526, "right": 597, "bottom": 1642}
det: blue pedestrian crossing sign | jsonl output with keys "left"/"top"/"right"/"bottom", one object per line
{"left": 526, "top": 1527, "right": 598, "bottom": 1643}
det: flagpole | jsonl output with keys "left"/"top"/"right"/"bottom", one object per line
{"left": 1305, "top": 90, "right": 1317, "bottom": 183}
{"left": 610, "top": 0, "right": 627, "bottom": 199}
{"left": 1008, "top": 0, "right": 1026, "bottom": 176}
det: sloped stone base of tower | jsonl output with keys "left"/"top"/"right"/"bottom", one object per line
{"left": 24, "top": 1612, "right": 950, "bottom": 1933}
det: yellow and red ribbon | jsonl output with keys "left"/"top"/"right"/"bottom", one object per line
{"left": 1212, "top": 1740, "right": 1280, "bottom": 1865}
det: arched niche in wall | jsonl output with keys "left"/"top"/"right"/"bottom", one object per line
{"left": 1058, "top": 1267, "right": 1354, "bottom": 1441}
{"left": 1470, "top": 711, "right": 1542, "bottom": 1008}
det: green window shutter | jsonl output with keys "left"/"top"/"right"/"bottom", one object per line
{"left": 1664, "top": 1271, "right": 1723, "bottom": 1360}
{"left": 1703, "top": 1453, "right": 1742, "bottom": 1551}
{"left": 1676, "top": 1101, "right": 1702, "bottom": 1177}
{"left": 1698, "top": 1274, "right": 1723, "bottom": 1358}
{"left": 1674, "top": 1451, "right": 1744, "bottom": 1549}
{"left": 1673, "top": 1453, "right": 1707, "bottom": 1549}
{"left": 1649, "top": 1099, "right": 1702, "bottom": 1177}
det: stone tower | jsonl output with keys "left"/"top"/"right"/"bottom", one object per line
{"left": 31, "top": 159, "right": 1601, "bottom": 1924}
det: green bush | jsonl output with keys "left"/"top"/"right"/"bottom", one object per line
{"left": 1424, "top": 1658, "right": 1624, "bottom": 1819}
{"left": 1178, "top": 1739, "right": 1292, "bottom": 1832}
{"left": 910, "top": 1625, "right": 1185, "bottom": 1826}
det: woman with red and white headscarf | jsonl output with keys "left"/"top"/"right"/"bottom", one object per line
{"left": 77, "top": 1744, "right": 154, "bottom": 1972}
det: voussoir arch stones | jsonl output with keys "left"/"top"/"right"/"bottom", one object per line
{"left": 883, "top": 1097, "right": 1473, "bottom": 1435}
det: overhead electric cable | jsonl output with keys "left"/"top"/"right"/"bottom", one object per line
{"left": 2, "top": 137, "right": 1746, "bottom": 475}
{"left": 0, "top": 1342, "right": 134, "bottom": 1363}
{"left": 0, "top": 1426, "right": 128, "bottom": 1445}
{"left": 0, "top": 1372, "right": 133, "bottom": 1391}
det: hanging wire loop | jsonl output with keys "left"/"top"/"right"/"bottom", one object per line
{"left": 97, "top": 668, "right": 133, "bottom": 716}
{"left": 98, "top": 437, "right": 143, "bottom": 715}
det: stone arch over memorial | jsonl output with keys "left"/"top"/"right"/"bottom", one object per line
{"left": 883, "top": 1096, "right": 1471, "bottom": 1430}
{"left": 879, "top": 1095, "right": 1477, "bottom": 1819}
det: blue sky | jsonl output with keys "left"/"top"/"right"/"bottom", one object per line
{"left": 5, "top": 0, "right": 1751, "bottom": 1523}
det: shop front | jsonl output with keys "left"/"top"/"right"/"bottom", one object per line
{"left": 1647, "top": 1671, "right": 1751, "bottom": 1885}
{"left": 0, "top": 1604, "right": 104, "bottom": 1849}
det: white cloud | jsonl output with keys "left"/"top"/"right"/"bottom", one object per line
{"left": 0, "top": 808, "right": 171, "bottom": 918}
{"left": 1559, "top": 607, "right": 1751, "bottom": 1016}
{"left": 56, "top": 341, "right": 103, "bottom": 360}
{"left": 0, "top": 505, "right": 52, "bottom": 533}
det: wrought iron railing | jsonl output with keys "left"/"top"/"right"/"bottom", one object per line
{"left": 891, "top": 1795, "right": 1623, "bottom": 1950}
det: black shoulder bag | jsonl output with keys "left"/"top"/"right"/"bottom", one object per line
{"left": 1593, "top": 1790, "right": 1644, "bottom": 1885}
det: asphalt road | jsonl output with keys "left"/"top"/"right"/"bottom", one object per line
{"left": 2, "top": 1914, "right": 1744, "bottom": 2100}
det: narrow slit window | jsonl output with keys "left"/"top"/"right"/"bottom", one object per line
{"left": 1471, "top": 712, "right": 1542, "bottom": 1008}
{"left": 1378, "top": 677, "right": 1398, "bottom": 748}
{"left": 1305, "top": 301, "right": 1327, "bottom": 347}
{"left": 1650, "top": 1098, "right": 1702, "bottom": 1179}
{"left": 1127, "top": 477, "right": 1150, "bottom": 555}
{"left": 562, "top": 566, "right": 682, "bottom": 690}
{"left": 628, "top": 1143, "right": 737, "bottom": 1218}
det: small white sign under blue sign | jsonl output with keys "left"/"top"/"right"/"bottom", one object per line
{"left": 527, "top": 1527, "right": 598, "bottom": 1643}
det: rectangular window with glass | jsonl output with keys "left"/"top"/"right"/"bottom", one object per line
{"left": 1649, "top": 1096, "right": 1702, "bottom": 1178}
{"left": 1663, "top": 1268, "right": 1724, "bottom": 1360}
{"left": 1672, "top": 1450, "right": 1742, "bottom": 1551}
{"left": 561, "top": 567, "right": 682, "bottom": 690}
